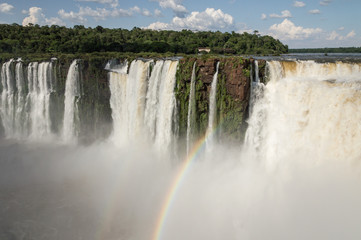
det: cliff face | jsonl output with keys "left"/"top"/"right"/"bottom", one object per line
{"left": 175, "top": 57, "right": 251, "bottom": 142}
{"left": 53, "top": 57, "right": 112, "bottom": 143}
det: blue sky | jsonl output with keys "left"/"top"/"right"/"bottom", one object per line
{"left": 0, "top": 0, "right": 360, "bottom": 48}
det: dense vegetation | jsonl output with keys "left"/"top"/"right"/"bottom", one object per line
{"left": 290, "top": 47, "right": 361, "bottom": 53}
{"left": 0, "top": 23, "right": 288, "bottom": 55}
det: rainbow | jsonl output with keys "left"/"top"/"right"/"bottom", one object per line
{"left": 152, "top": 127, "right": 218, "bottom": 240}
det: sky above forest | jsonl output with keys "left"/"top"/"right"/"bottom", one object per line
{"left": 0, "top": 0, "right": 359, "bottom": 48}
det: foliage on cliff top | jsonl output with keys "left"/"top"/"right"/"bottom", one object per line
{"left": 0, "top": 23, "right": 288, "bottom": 56}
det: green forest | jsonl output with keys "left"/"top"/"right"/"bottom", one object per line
{"left": 0, "top": 23, "right": 288, "bottom": 55}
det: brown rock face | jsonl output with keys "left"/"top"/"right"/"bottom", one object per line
{"left": 196, "top": 59, "right": 217, "bottom": 84}
{"left": 220, "top": 58, "right": 251, "bottom": 103}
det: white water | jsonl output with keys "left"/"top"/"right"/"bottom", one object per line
{"left": 186, "top": 62, "right": 197, "bottom": 154}
{"left": 206, "top": 61, "right": 220, "bottom": 149}
{"left": 109, "top": 61, "right": 128, "bottom": 144}
{"left": 108, "top": 60, "right": 150, "bottom": 144}
{"left": 246, "top": 60, "right": 265, "bottom": 148}
{"left": 0, "top": 59, "right": 15, "bottom": 136}
{"left": 62, "top": 60, "right": 80, "bottom": 142}
{"left": 145, "top": 61, "right": 165, "bottom": 141}
{"left": 246, "top": 60, "right": 361, "bottom": 166}
{"left": 109, "top": 59, "right": 178, "bottom": 150}
{"left": 28, "top": 62, "right": 53, "bottom": 139}
{"left": 152, "top": 61, "right": 178, "bottom": 150}
{"left": 14, "top": 62, "right": 27, "bottom": 136}
{"left": 0, "top": 60, "right": 55, "bottom": 139}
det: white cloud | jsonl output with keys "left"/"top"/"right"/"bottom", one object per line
{"left": 21, "top": 9, "right": 28, "bottom": 14}
{"left": 320, "top": 0, "right": 332, "bottom": 6}
{"left": 58, "top": 6, "right": 136, "bottom": 24}
{"left": 236, "top": 23, "right": 253, "bottom": 34}
{"left": 147, "top": 21, "right": 169, "bottom": 30}
{"left": 75, "top": 0, "right": 118, "bottom": 8}
{"left": 46, "top": 17, "right": 65, "bottom": 26}
{"left": 327, "top": 30, "right": 355, "bottom": 41}
{"left": 22, "top": 7, "right": 65, "bottom": 26}
{"left": 261, "top": 13, "right": 267, "bottom": 20}
{"left": 327, "top": 31, "right": 339, "bottom": 41}
{"left": 269, "top": 19, "right": 322, "bottom": 40}
{"left": 58, "top": 9, "right": 87, "bottom": 24}
{"left": 142, "top": 9, "right": 152, "bottom": 17}
{"left": 154, "top": 9, "right": 162, "bottom": 17}
{"left": 130, "top": 6, "right": 140, "bottom": 13}
{"left": 346, "top": 30, "right": 356, "bottom": 38}
{"left": 338, "top": 27, "right": 345, "bottom": 31}
{"left": 269, "top": 10, "right": 292, "bottom": 19}
{"left": 293, "top": 1, "right": 305, "bottom": 7}
{"left": 0, "top": 3, "right": 14, "bottom": 13}
{"left": 309, "top": 9, "right": 321, "bottom": 14}
{"left": 151, "top": 0, "right": 187, "bottom": 18}
{"left": 146, "top": 8, "right": 233, "bottom": 31}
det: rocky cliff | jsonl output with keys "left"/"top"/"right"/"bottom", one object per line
{"left": 175, "top": 57, "right": 252, "bottom": 142}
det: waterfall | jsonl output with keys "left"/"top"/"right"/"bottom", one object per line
{"left": 14, "top": 61, "right": 27, "bottom": 136}
{"left": 145, "top": 61, "right": 164, "bottom": 140}
{"left": 0, "top": 59, "right": 15, "bottom": 136}
{"left": 254, "top": 60, "right": 259, "bottom": 82}
{"left": 62, "top": 60, "right": 80, "bottom": 142}
{"left": 153, "top": 60, "right": 178, "bottom": 150}
{"left": 186, "top": 62, "right": 197, "bottom": 154}
{"left": 109, "top": 61, "right": 128, "bottom": 144}
{"left": 206, "top": 61, "right": 220, "bottom": 149}
{"left": 125, "top": 60, "right": 150, "bottom": 139}
{"left": 28, "top": 62, "right": 53, "bottom": 138}
{"left": 246, "top": 60, "right": 361, "bottom": 166}
{"left": 109, "top": 59, "right": 178, "bottom": 149}
{"left": 0, "top": 60, "right": 56, "bottom": 139}
{"left": 246, "top": 60, "right": 265, "bottom": 147}
{"left": 108, "top": 60, "right": 150, "bottom": 143}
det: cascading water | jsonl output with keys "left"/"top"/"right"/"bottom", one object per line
{"left": 14, "top": 61, "right": 27, "bottom": 136}
{"left": 28, "top": 62, "right": 53, "bottom": 138}
{"left": 109, "top": 61, "right": 129, "bottom": 143}
{"left": 246, "top": 60, "right": 266, "bottom": 150}
{"left": 186, "top": 62, "right": 197, "bottom": 154}
{"left": 0, "top": 59, "right": 15, "bottom": 136}
{"left": 0, "top": 60, "right": 57, "bottom": 139}
{"left": 108, "top": 60, "right": 150, "bottom": 144}
{"left": 145, "top": 61, "right": 165, "bottom": 141}
{"left": 149, "top": 60, "right": 178, "bottom": 150}
{"left": 62, "top": 60, "right": 81, "bottom": 142}
{"left": 246, "top": 60, "right": 361, "bottom": 166}
{"left": 206, "top": 61, "right": 220, "bottom": 149}
{"left": 125, "top": 60, "right": 150, "bottom": 139}
{"left": 109, "top": 59, "right": 178, "bottom": 150}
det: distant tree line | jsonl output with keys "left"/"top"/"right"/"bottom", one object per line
{"left": 0, "top": 23, "right": 288, "bottom": 55}
{"left": 289, "top": 47, "right": 361, "bottom": 53}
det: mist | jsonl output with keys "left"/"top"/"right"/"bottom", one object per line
{"left": 1, "top": 138, "right": 361, "bottom": 240}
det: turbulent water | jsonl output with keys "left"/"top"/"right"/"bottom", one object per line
{"left": 186, "top": 61, "right": 197, "bottom": 154}
{"left": 1, "top": 59, "right": 361, "bottom": 240}
{"left": 0, "top": 60, "right": 57, "bottom": 139}
{"left": 108, "top": 59, "right": 178, "bottom": 150}
{"left": 206, "top": 61, "right": 220, "bottom": 149}
{"left": 62, "top": 60, "right": 81, "bottom": 142}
